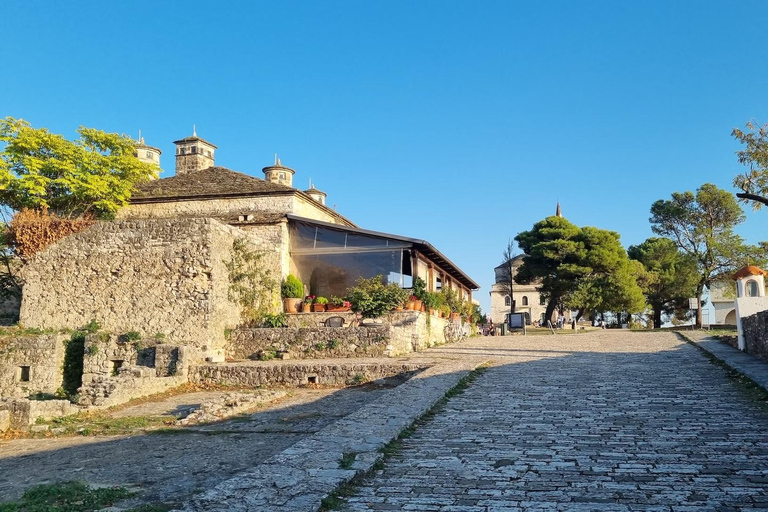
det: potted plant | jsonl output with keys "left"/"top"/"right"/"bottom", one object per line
{"left": 302, "top": 295, "right": 315, "bottom": 313}
{"left": 346, "top": 275, "right": 408, "bottom": 318}
{"left": 328, "top": 296, "right": 351, "bottom": 312}
{"left": 313, "top": 296, "right": 328, "bottom": 312}
{"left": 281, "top": 275, "right": 304, "bottom": 314}
{"left": 423, "top": 291, "right": 442, "bottom": 316}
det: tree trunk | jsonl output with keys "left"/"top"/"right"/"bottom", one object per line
{"left": 653, "top": 306, "right": 662, "bottom": 329}
{"left": 544, "top": 298, "right": 557, "bottom": 327}
{"left": 695, "top": 284, "right": 704, "bottom": 329}
{"left": 576, "top": 308, "right": 584, "bottom": 322}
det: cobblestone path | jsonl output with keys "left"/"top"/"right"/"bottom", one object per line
{"left": 345, "top": 331, "right": 768, "bottom": 511}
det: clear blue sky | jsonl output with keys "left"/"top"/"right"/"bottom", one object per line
{"left": 2, "top": 1, "right": 767, "bottom": 315}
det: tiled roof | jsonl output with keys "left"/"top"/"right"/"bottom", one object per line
{"left": 132, "top": 167, "right": 292, "bottom": 202}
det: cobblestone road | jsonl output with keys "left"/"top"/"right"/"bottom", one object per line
{"left": 345, "top": 331, "right": 768, "bottom": 511}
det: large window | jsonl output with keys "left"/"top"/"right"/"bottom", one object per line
{"left": 504, "top": 296, "right": 511, "bottom": 306}
{"left": 290, "top": 221, "right": 412, "bottom": 298}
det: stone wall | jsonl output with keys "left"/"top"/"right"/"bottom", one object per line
{"left": 78, "top": 334, "right": 191, "bottom": 408}
{"left": 740, "top": 310, "right": 768, "bottom": 362}
{"left": 121, "top": 194, "right": 349, "bottom": 226}
{"left": 189, "top": 361, "right": 427, "bottom": 388}
{"left": 0, "top": 398, "right": 77, "bottom": 431}
{"left": 227, "top": 326, "right": 391, "bottom": 360}
{"left": 19, "top": 218, "right": 248, "bottom": 359}
{"left": 227, "top": 311, "right": 453, "bottom": 360}
{"left": 0, "top": 334, "right": 69, "bottom": 398}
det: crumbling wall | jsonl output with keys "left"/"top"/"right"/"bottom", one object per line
{"left": 19, "top": 218, "right": 245, "bottom": 358}
{"left": 0, "top": 334, "right": 69, "bottom": 398}
{"left": 78, "top": 334, "right": 190, "bottom": 408}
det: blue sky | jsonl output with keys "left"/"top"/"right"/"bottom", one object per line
{"left": 2, "top": 1, "right": 767, "bottom": 315}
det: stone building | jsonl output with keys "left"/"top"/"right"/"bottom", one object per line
{"left": 489, "top": 255, "right": 549, "bottom": 326}
{"left": 18, "top": 131, "right": 479, "bottom": 360}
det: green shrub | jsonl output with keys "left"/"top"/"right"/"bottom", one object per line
{"left": 314, "top": 296, "right": 328, "bottom": 305}
{"left": 281, "top": 274, "right": 304, "bottom": 298}
{"left": 345, "top": 276, "right": 409, "bottom": 318}
{"left": 262, "top": 313, "right": 288, "bottom": 328}
{"left": 82, "top": 319, "right": 101, "bottom": 333}
{"left": 125, "top": 331, "right": 141, "bottom": 341}
{"left": 314, "top": 342, "right": 327, "bottom": 351}
{"left": 328, "top": 339, "right": 340, "bottom": 350}
{"left": 412, "top": 277, "right": 428, "bottom": 301}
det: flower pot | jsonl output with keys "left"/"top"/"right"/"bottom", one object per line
{"left": 430, "top": 308, "right": 438, "bottom": 316}
{"left": 283, "top": 297, "right": 301, "bottom": 314}
{"left": 395, "top": 307, "right": 405, "bottom": 312}
{"left": 312, "top": 304, "right": 327, "bottom": 313}
{"left": 412, "top": 300, "right": 422, "bottom": 311}
{"left": 302, "top": 303, "right": 311, "bottom": 313}
{"left": 406, "top": 301, "right": 416, "bottom": 311}
{"left": 450, "top": 312, "right": 460, "bottom": 321}
{"left": 328, "top": 305, "right": 350, "bottom": 312}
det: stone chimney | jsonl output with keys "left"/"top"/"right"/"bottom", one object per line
{"left": 304, "top": 184, "right": 327, "bottom": 205}
{"left": 173, "top": 128, "right": 217, "bottom": 176}
{"left": 262, "top": 156, "right": 295, "bottom": 188}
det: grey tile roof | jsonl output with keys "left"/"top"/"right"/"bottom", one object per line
{"left": 132, "top": 166, "right": 292, "bottom": 202}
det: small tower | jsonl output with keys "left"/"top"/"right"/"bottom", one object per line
{"left": 173, "top": 127, "right": 217, "bottom": 176}
{"left": 556, "top": 202, "right": 562, "bottom": 217}
{"left": 305, "top": 184, "right": 327, "bottom": 205}
{"left": 262, "top": 156, "right": 295, "bottom": 188}
{"left": 134, "top": 134, "right": 162, "bottom": 175}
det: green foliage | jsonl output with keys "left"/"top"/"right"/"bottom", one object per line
{"left": 0, "top": 117, "right": 159, "bottom": 219}
{"left": 516, "top": 216, "right": 646, "bottom": 321}
{"left": 153, "top": 332, "right": 165, "bottom": 340}
{"left": 125, "top": 331, "right": 141, "bottom": 341}
{"left": 314, "top": 296, "right": 328, "bottom": 305}
{"left": 314, "top": 342, "right": 327, "bottom": 351}
{"left": 345, "top": 275, "right": 409, "bottom": 318}
{"left": 261, "top": 313, "right": 288, "bottom": 328}
{"left": 412, "top": 277, "right": 427, "bottom": 301}
{"left": 732, "top": 121, "right": 768, "bottom": 210}
{"left": 258, "top": 350, "right": 278, "bottom": 361}
{"left": 86, "top": 344, "right": 98, "bottom": 356}
{"left": 650, "top": 183, "right": 756, "bottom": 325}
{"left": 226, "top": 238, "right": 277, "bottom": 326}
{"left": 328, "top": 339, "right": 340, "bottom": 350}
{"left": 422, "top": 291, "right": 443, "bottom": 310}
{"left": 0, "top": 481, "right": 133, "bottom": 512}
{"left": 281, "top": 274, "right": 304, "bottom": 298}
{"left": 628, "top": 237, "right": 699, "bottom": 327}
{"left": 62, "top": 332, "right": 85, "bottom": 398}
{"left": 82, "top": 319, "right": 100, "bottom": 334}
{"left": 439, "top": 288, "right": 462, "bottom": 313}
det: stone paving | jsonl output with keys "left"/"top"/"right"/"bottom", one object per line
{"left": 683, "top": 330, "right": 768, "bottom": 391}
{"left": 344, "top": 331, "right": 768, "bottom": 511}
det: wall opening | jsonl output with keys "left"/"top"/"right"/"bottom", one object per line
{"left": 19, "top": 366, "right": 30, "bottom": 382}
{"left": 111, "top": 360, "right": 124, "bottom": 376}
{"left": 306, "top": 375, "right": 318, "bottom": 384}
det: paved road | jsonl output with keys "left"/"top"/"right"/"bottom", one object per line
{"left": 345, "top": 331, "right": 768, "bottom": 511}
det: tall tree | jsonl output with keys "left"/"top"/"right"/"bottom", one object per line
{"left": 514, "top": 216, "right": 586, "bottom": 324}
{"left": 564, "top": 227, "right": 646, "bottom": 322}
{"left": 0, "top": 117, "right": 158, "bottom": 219}
{"left": 649, "top": 183, "right": 746, "bottom": 327}
{"left": 732, "top": 121, "right": 768, "bottom": 209}
{"left": 628, "top": 237, "right": 699, "bottom": 328}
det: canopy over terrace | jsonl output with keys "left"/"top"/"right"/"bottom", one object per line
{"left": 287, "top": 214, "right": 479, "bottom": 301}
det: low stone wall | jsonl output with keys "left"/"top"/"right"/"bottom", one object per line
{"left": 227, "top": 326, "right": 390, "bottom": 360}
{"left": 0, "top": 398, "right": 78, "bottom": 431}
{"left": 741, "top": 310, "right": 768, "bottom": 362}
{"left": 228, "top": 311, "right": 452, "bottom": 360}
{"left": 284, "top": 311, "right": 356, "bottom": 328}
{"left": 0, "top": 334, "right": 69, "bottom": 398}
{"left": 78, "top": 334, "right": 191, "bottom": 408}
{"left": 189, "top": 362, "right": 428, "bottom": 387}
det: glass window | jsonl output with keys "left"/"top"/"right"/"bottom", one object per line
{"left": 191, "top": 146, "right": 197, "bottom": 154}
{"left": 146, "top": 151, "right": 153, "bottom": 159}
{"left": 746, "top": 280, "right": 760, "bottom": 297}
{"left": 504, "top": 296, "right": 511, "bottom": 306}
{"left": 540, "top": 295, "right": 546, "bottom": 305}
{"left": 522, "top": 296, "right": 528, "bottom": 306}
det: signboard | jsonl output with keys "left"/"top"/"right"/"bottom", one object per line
{"left": 688, "top": 298, "right": 699, "bottom": 310}
{"left": 508, "top": 312, "right": 526, "bottom": 329}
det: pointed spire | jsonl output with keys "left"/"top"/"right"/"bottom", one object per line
{"left": 556, "top": 202, "right": 562, "bottom": 217}
{"left": 193, "top": 124, "right": 197, "bottom": 137}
